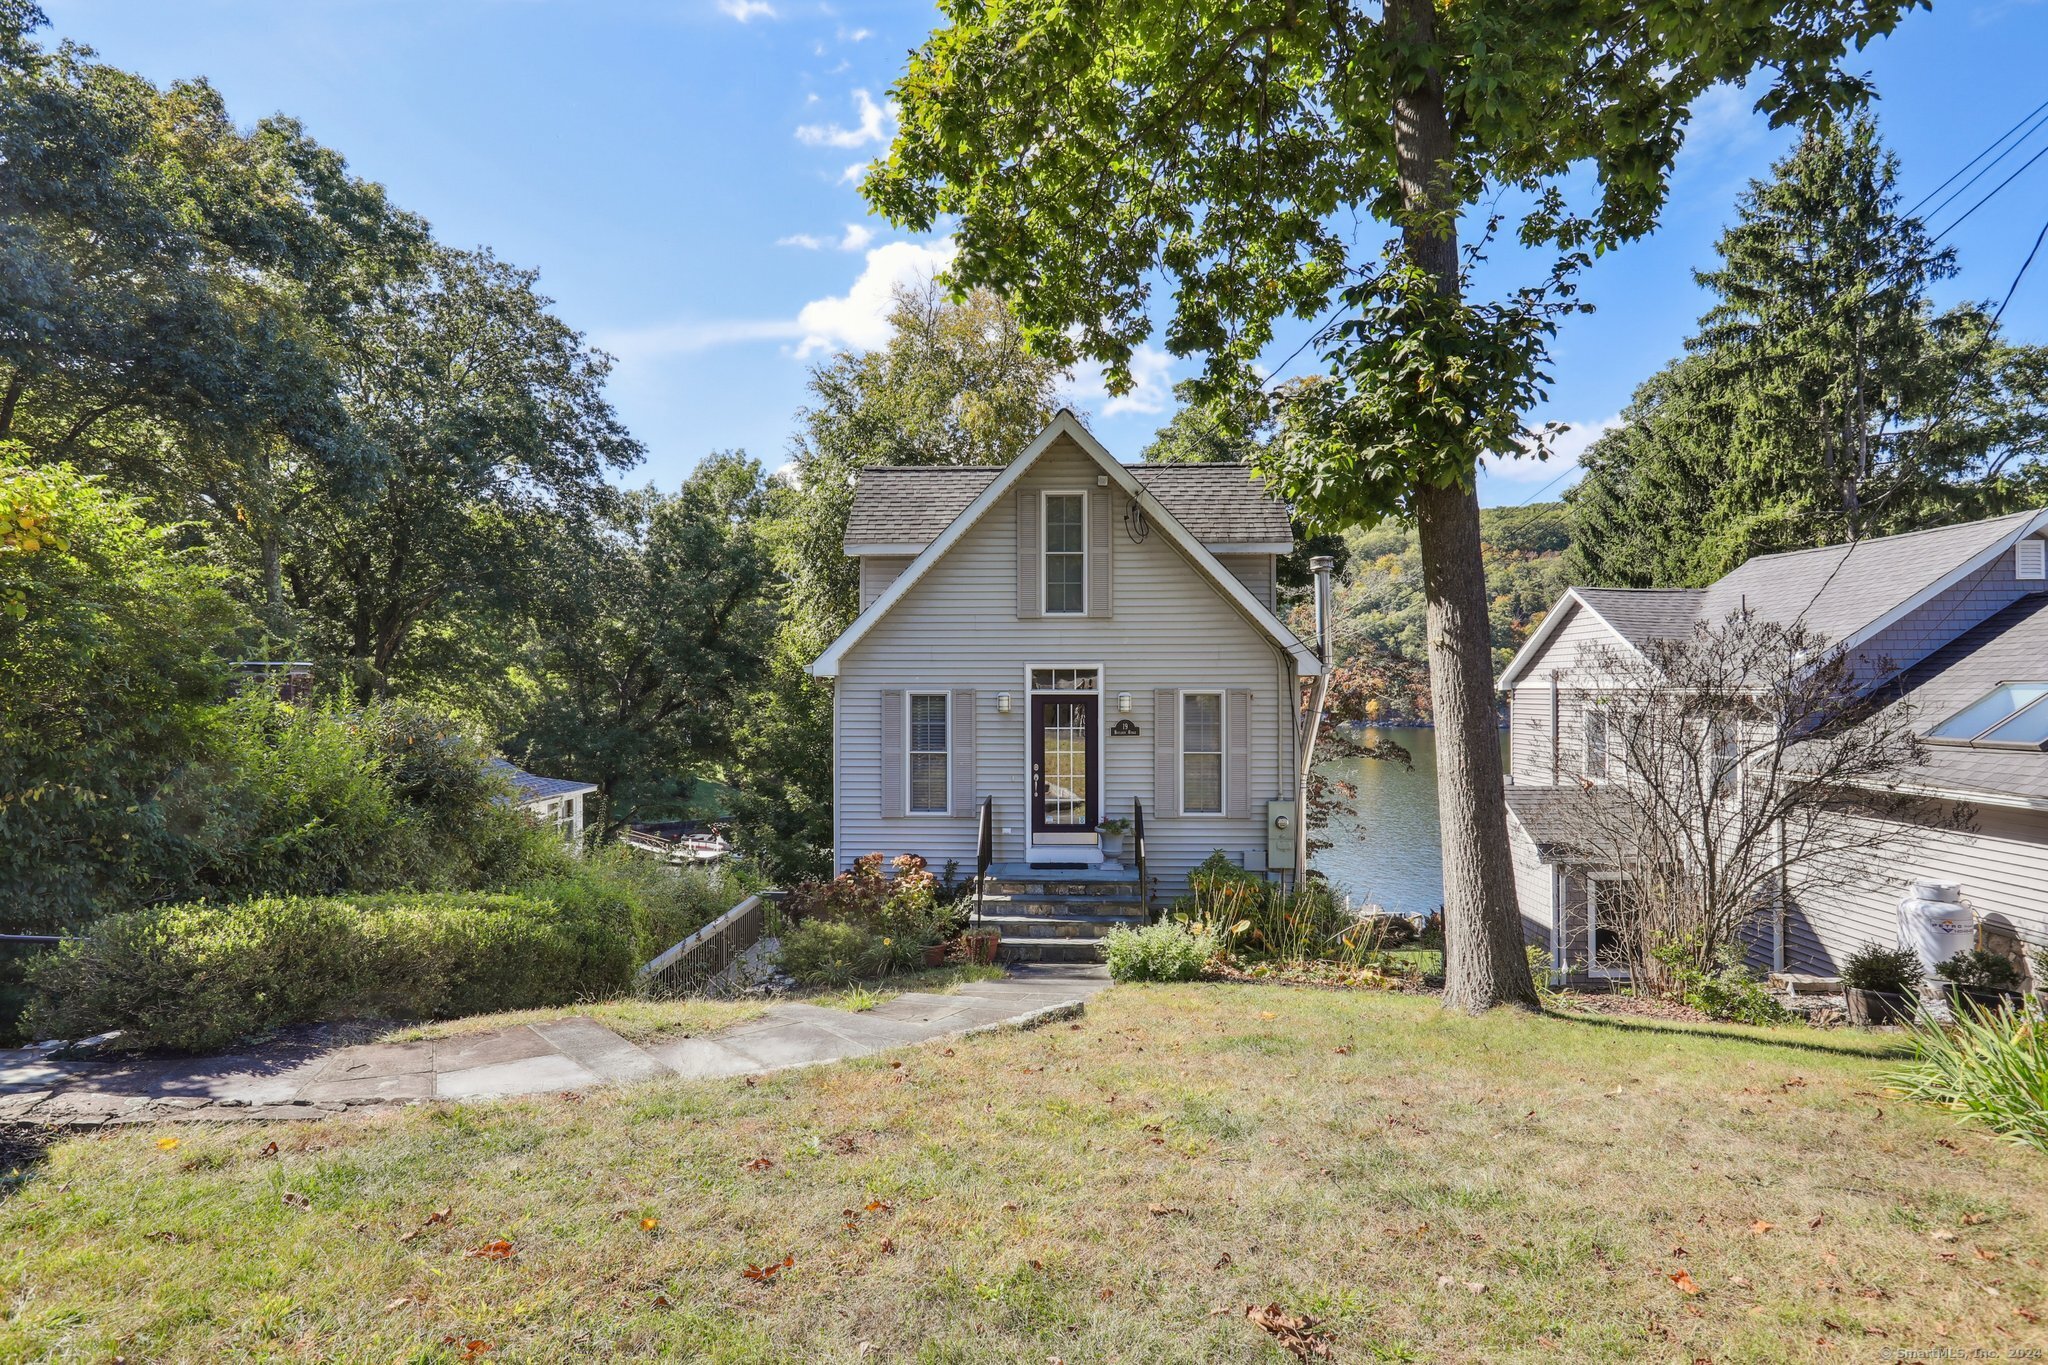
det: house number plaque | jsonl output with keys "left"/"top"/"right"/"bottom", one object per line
{"left": 1110, "top": 719, "right": 1140, "bottom": 736}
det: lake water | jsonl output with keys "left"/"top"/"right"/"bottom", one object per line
{"left": 1311, "top": 727, "right": 1511, "bottom": 915}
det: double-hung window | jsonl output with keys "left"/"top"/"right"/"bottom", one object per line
{"left": 1583, "top": 706, "right": 1609, "bottom": 781}
{"left": 908, "top": 693, "right": 950, "bottom": 814}
{"left": 1181, "top": 691, "right": 1224, "bottom": 814}
{"left": 1043, "top": 493, "right": 1086, "bottom": 614}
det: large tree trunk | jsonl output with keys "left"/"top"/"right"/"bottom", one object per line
{"left": 1389, "top": 0, "right": 1539, "bottom": 1012}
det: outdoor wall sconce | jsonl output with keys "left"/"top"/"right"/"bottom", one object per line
{"left": 1117, "top": 691, "right": 1132, "bottom": 713}
{"left": 996, "top": 692, "right": 1012, "bottom": 714}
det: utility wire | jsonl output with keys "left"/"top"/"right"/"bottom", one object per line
{"left": 1911, "top": 102, "right": 2048, "bottom": 228}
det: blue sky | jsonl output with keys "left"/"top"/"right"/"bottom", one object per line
{"left": 40, "top": 0, "right": 2048, "bottom": 505}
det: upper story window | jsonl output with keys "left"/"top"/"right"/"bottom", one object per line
{"left": 1583, "top": 706, "right": 1609, "bottom": 780}
{"left": 908, "top": 692, "right": 950, "bottom": 813}
{"left": 1043, "top": 492, "right": 1086, "bottom": 614}
{"left": 1926, "top": 682, "right": 2048, "bottom": 750}
{"left": 1708, "top": 718, "right": 1741, "bottom": 801}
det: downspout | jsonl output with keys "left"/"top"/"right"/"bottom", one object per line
{"left": 1294, "top": 555, "right": 1336, "bottom": 891}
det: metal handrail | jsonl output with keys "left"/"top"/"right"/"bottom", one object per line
{"left": 1133, "top": 797, "right": 1150, "bottom": 922}
{"left": 975, "top": 796, "right": 993, "bottom": 929}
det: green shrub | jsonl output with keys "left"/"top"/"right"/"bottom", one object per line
{"left": 21, "top": 891, "right": 636, "bottom": 1052}
{"left": 1650, "top": 936, "right": 1790, "bottom": 1026}
{"left": 778, "top": 920, "right": 892, "bottom": 987}
{"left": 1175, "top": 852, "right": 1379, "bottom": 965}
{"left": 1103, "top": 921, "right": 1217, "bottom": 983}
{"left": 785, "top": 852, "right": 956, "bottom": 970}
{"left": 1889, "top": 1006, "right": 2048, "bottom": 1153}
{"left": 1935, "top": 949, "right": 2021, "bottom": 991}
{"left": 1841, "top": 943, "right": 1925, "bottom": 995}
{"left": 529, "top": 845, "right": 763, "bottom": 964}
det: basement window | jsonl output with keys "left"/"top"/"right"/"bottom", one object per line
{"left": 1925, "top": 682, "right": 2048, "bottom": 750}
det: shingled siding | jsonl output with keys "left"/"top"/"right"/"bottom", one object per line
{"left": 1847, "top": 546, "right": 2047, "bottom": 686}
{"left": 1785, "top": 803, "right": 2048, "bottom": 974}
{"left": 858, "top": 555, "right": 913, "bottom": 611}
{"left": 832, "top": 437, "right": 1298, "bottom": 894}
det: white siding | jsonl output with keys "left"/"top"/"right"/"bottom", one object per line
{"left": 1786, "top": 803, "right": 2048, "bottom": 974}
{"left": 1508, "top": 809, "right": 1553, "bottom": 956}
{"left": 859, "top": 555, "right": 913, "bottom": 612}
{"left": 833, "top": 436, "right": 1299, "bottom": 894}
{"left": 1506, "top": 601, "right": 1636, "bottom": 790}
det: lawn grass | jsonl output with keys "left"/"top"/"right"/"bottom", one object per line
{"left": 4, "top": 985, "right": 2044, "bottom": 1362}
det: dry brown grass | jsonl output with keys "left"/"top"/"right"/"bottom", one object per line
{"left": 2, "top": 984, "right": 2043, "bottom": 1362}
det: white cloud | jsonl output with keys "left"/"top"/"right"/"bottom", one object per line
{"left": 775, "top": 222, "right": 877, "bottom": 252}
{"left": 1061, "top": 346, "right": 1177, "bottom": 418}
{"left": 837, "top": 161, "right": 869, "bottom": 187}
{"left": 597, "top": 238, "right": 956, "bottom": 367}
{"left": 716, "top": 0, "right": 776, "bottom": 22}
{"left": 1484, "top": 413, "right": 1621, "bottom": 482}
{"left": 796, "top": 89, "right": 892, "bottom": 149}
{"left": 838, "top": 24, "right": 873, "bottom": 41}
{"left": 794, "top": 238, "right": 958, "bottom": 355}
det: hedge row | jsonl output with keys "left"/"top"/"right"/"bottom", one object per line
{"left": 24, "top": 891, "right": 638, "bottom": 1053}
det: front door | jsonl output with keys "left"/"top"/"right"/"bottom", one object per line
{"left": 1030, "top": 693, "right": 1098, "bottom": 840}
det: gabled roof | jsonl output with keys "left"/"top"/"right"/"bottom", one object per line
{"left": 843, "top": 460, "right": 1293, "bottom": 555}
{"left": 487, "top": 758, "right": 597, "bottom": 805}
{"left": 809, "top": 411, "right": 1321, "bottom": 678}
{"left": 1499, "top": 508, "right": 2048, "bottom": 690}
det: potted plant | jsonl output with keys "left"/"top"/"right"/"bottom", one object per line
{"left": 1840, "top": 944, "right": 1923, "bottom": 1027}
{"left": 962, "top": 925, "right": 1002, "bottom": 964}
{"left": 1936, "top": 949, "right": 2025, "bottom": 1016}
{"left": 1097, "top": 817, "right": 1131, "bottom": 858}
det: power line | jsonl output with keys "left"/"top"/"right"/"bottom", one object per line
{"left": 1928, "top": 138, "right": 2048, "bottom": 247}
{"left": 1909, "top": 100, "right": 2048, "bottom": 225}
{"left": 1993, "top": 214, "right": 2048, "bottom": 324}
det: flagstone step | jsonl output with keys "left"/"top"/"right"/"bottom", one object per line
{"left": 977, "top": 913, "right": 1138, "bottom": 940}
{"left": 997, "top": 936, "right": 1111, "bottom": 964}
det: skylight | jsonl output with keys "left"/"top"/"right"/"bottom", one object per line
{"left": 1925, "top": 683, "right": 2048, "bottom": 749}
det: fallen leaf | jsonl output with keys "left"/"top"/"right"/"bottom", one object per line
{"left": 1244, "top": 1302, "right": 1334, "bottom": 1360}
{"left": 641, "top": 1217, "right": 660, "bottom": 1232}
{"left": 1936, "top": 1137, "right": 1961, "bottom": 1151}
{"left": 742, "top": 1253, "right": 794, "bottom": 1282}
{"left": 1002, "top": 1202, "right": 1019, "bottom": 1212}
{"left": 744, "top": 1156, "right": 775, "bottom": 1173}
{"left": 1974, "top": 1246, "right": 2001, "bottom": 1262}
{"left": 1750, "top": 1220, "right": 1776, "bottom": 1235}
{"left": 1930, "top": 1230, "right": 1958, "bottom": 1243}
{"left": 1729, "top": 1275, "right": 1753, "bottom": 1289}
{"left": 1147, "top": 1202, "right": 1187, "bottom": 1218}
{"left": 889, "top": 1060, "right": 902, "bottom": 1069}
{"left": 652, "top": 1295, "right": 671, "bottom": 1308}
{"left": 257, "top": 1141, "right": 279, "bottom": 1158}
{"left": 156, "top": 1137, "right": 180, "bottom": 1152}
{"left": 466, "top": 1240, "right": 515, "bottom": 1262}
{"left": 280, "top": 1192, "right": 311, "bottom": 1211}
{"left": 1258, "top": 1012, "right": 1277, "bottom": 1021}
{"left": 398, "top": 1207, "right": 453, "bottom": 1243}
{"left": 1098, "top": 1288, "right": 1114, "bottom": 1301}
{"left": 1809, "top": 1215, "right": 1825, "bottom": 1230}
{"left": 1213, "top": 1252, "right": 1234, "bottom": 1270}
{"left": 865, "top": 1199, "right": 893, "bottom": 1213}
{"left": 1669, "top": 1270, "right": 1702, "bottom": 1295}
{"left": 383, "top": 1296, "right": 415, "bottom": 1311}
{"left": 856, "top": 1343, "right": 878, "bottom": 1358}
{"left": 1333, "top": 1046, "right": 1352, "bottom": 1055}
{"left": 1962, "top": 1213, "right": 1989, "bottom": 1226}
{"left": 878, "top": 1237, "right": 894, "bottom": 1254}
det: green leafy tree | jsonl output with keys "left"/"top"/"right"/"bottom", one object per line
{"left": 506, "top": 454, "right": 775, "bottom": 835}
{"left": 868, "top": 0, "right": 1913, "bottom": 1009}
{"left": 283, "top": 246, "right": 641, "bottom": 697}
{"left": 0, "top": 446, "right": 246, "bottom": 929}
{"left": 1571, "top": 115, "right": 2048, "bottom": 586}
{"left": 0, "top": 7, "right": 424, "bottom": 630}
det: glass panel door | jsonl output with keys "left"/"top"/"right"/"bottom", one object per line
{"left": 1031, "top": 694, "right": 1097, "bottom": 833}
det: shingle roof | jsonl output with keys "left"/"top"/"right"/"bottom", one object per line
{"left": 1858, "top": 595, "right": 2048, "bottom": 803}
{"left": 1572, "top": 587, "right": 1706, "bottom": 651}
{"left": 1504, "top": 783, "right": 1633, "bottom": 859}
{"left": 842, "top": 462, "right": 1291, "bottom": 551}
{"left": 1697, "top": 509, "right": 2042, "bottom": 644}
{"left": 487, "top": 758, "right": 597, "bottom": 805}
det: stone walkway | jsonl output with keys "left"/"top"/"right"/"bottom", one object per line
{"left": 0, "top": 966, "right": 1110, "bottom": 1129}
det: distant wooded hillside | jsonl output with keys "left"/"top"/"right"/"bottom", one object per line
{"left": 1327, "top": 502, "right": 1572, "bottom": 722}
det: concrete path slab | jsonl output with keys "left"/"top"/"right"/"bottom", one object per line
{"left": 1, "top": 965, "right": 1111, "bottom": 1124}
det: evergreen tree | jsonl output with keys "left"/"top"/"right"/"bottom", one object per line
{"left": 1571, "top": 115, "right": 2048, "bottom": 586}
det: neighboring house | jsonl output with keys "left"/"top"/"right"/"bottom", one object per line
{"left": 807, "top": 410, "right": 1320, "bottom": 900}
{"left": 488, "top": 758, "right": 597, "bottom": 849}
{"left": 1499, "top": 508, "right": 2048, "bottom": 981}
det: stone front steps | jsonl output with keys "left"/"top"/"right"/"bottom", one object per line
{"left": 974, "top": 868, "right": 1148, "bottom": 964}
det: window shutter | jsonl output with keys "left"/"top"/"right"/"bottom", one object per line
{"left": 1015, "top": 489, "right": 1040, "bottom": 618}
{"left": 880, "top": 689, "right": 904, "bottom": 818}
{"left": 2018, "top": 537, "right": 2046, "bottom": 581}
{"left": 1153, "top": 689, "right": 1177, "bottom": 814}
{"left": 950, "top": 689, "right": 977, "bottom": 817}
{"left": 1226, "top": 689, "right": 1251, "bottom": 819}
{"left": 1090, "top": 490, "right": 1114, "bottom": 617}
